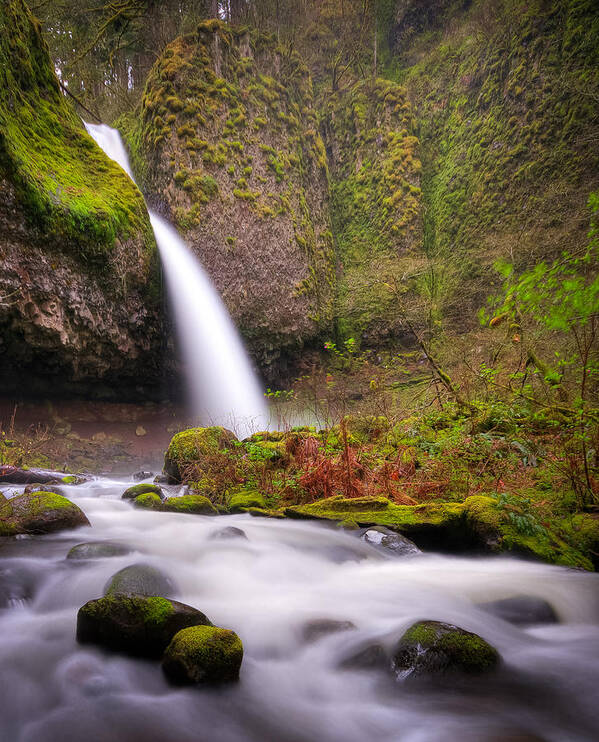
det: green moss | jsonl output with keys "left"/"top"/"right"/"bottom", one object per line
{"left": 228, "top": 489, "right": 266, "bottom": 512}
{"left": 122, "top": 483, "right": 162, "bottom": 499}
{"left": 162, "top": 494, "right": 217, "bottom": 515}
{"left": 162, "top": 625, "right": 243, "bottom": 683}
{"left": 134, "top": 492, "right": 163, "bottom": 509}
{"left": 0, "top": 1, "right": 153, "bottom": 267}
{"left": 400, "top": 621, "right": 499, "bottom": 673}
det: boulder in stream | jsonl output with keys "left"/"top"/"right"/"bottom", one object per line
{"left": 122, "top": 483, "right": 164, "bottom": 500}
{"left": 0, "top": 491, "right": 90, "bottom": 536}
{"left": 361, "top": 526, "right": 420, "bottom": 556}
{"left": 67, "top": 541, "right": 134, "bottom": 561}
{"left": 104, "top": 563, "right": 177, "bottom": 598}
{"left": 162, "top": 625, "right": 243, "bottom": 684}
{"left": 392, "top": 620, "right": 500, "bottom": 678}
{"left": 162, "top": 494, "right": 218, "bottom": 515}
{"left": 303, "top": 618, "right": 356, "bottom": 643}
{"left": 208, "top": 526, "right": 248, "bottom": 540}
{"left": 77, "top": 595, "right": 212, "bottom": 658}
{"left": 479, "top": 595, "right": 559, "bottom": 626}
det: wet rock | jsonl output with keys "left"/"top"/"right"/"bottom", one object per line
{"left": 339, "top": 642, "right": 387, "bottom": 670}
{"left": 479, "top": 595, "right": 558, "bottom": 626}
{"left": 162, "top": 626, "right": 243, "bottom": 685}
{"left": 162, "top": 494, "right": 218, "bottom": 515}
{"left": 361, "top": 526, "right": 420, "bottom": 556}
{"left": 135, "top": 426, "right": 147, "bottom": 437}
{"left": 104, "top": 563, "right": 177, "bottom": 598}
{"left": 302, "top": 618, "right": 356, "bottom": 643}
{"left": 67, "top": 541, "right": 134, "bottom": 561}
{"left": 392, "top": 621, "right": 500, "bottom": 678}
{"left": 0, "top": 491, "right": 90, "bottom": 536}
{"left": 0, "top": 466, "right": 62, "bottom": 485}
{"left": 122, "top": 483, "right": 164, "bottom": 500}
{"left": 132, "top": 470, "right": 154, "bottom": 481}
{"left": 208, "top": 526, "right": 248, "bottom": 540}
{"left": 77, "top": 595, "right": 211, "bottom": 658}
{"left": 153, "top": 474, "right": 170, "bottom": 484}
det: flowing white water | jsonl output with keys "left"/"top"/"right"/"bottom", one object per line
{"left": 1, "top": 476, "right": 599, "bottom": 742}
{"left": 84, "top": 123, "right": 269, "bottom": 437}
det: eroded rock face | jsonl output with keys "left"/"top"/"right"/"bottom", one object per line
{"left": 0, "top": 0, "right": 163, "bottom": 399}
{"left": 122, "top": 21, "right": 335, "bottom": 376}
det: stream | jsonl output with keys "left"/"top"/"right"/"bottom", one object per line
{"left": 1, "top": 476, "right": 599, "bottom": 741}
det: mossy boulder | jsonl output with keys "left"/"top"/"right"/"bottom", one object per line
{"left": 122, "top": 483, "right": 164, "bottom": 500}
{"left": 392, "top": 621, "right": 500, "bottom": 678}
{"left": 228, "top": 489, "right": 266, "bottom": 513}
{"left": 133, "top": 492, "right": 163, "bottom": 510}
{"left": 162, "top": 494, "right": 217, "bottom": 515}
{"left": 0, "top": 491, "right": 89, "bottom": 536}
{"left": 77, "top": 595, "right": 212, "bottom": 658}
{"left": 104, "top": 563, "right": 177, "bottom": 598}
{"left": 67, "top": 541, "right": 134, "bottom": 560}
{"left": 162, "top": 625, "right": 243, "bottom": 685}
{"left": 164, "top": 426, "right": 238, "bottom": 482}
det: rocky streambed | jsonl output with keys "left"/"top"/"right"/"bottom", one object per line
{"left": 1, "top": 474, "right": 599, "bottom": 741}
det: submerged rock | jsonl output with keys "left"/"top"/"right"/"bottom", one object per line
{"left": 302, "top": 618, "right": 356, "bottom": 643}
{"left": 67, "top": 541, "right": 134, "bottom": 561}
{"left": 121, "top": 483, "right": 164, "bottom": 500}
{"left": 162, "top": 626, "right": 243, "bottom": 685}
{"left": 361, "top": 526, "right": 420, "bottom": 556}
{"left": 0, "top": 491, "right": 90, "bottom": 536}
{"left": 392, "top": 621, "right": 500, "bottom": 679}
{"left": 208, "top": 526, "right": 248, "bottom": 541}
{"left": 479, "top": 596, "right": 559, "bottom": 626}
{"left": 77, "top": 595, "right": 211, "bottom": 658}
{"left": 104, "top": 563, "right": 177, "bottom": 598}
{"left": 339, "top": 642, "right": 388, "bottom": 670}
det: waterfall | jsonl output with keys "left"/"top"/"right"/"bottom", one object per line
{"left": 84, "top": 123, "right": 268, "bottom": 437}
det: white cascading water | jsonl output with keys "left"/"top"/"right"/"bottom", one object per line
{"left": 84, "top": 123, "right": 269, "bottom": 437}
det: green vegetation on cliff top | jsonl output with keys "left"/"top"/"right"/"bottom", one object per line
{"left": 0, "top": 0, "right": 154, "bottom": 268}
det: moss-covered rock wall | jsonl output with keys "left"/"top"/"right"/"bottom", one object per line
{"left": 323, "top": 78, "right": 423, "bottom": 345}
{"left": 393, "top": 0, "right": 599, "bottom": 330}
{"left": 122, "top": 20, "right": 335, "bottom": 375}
{"left": 0, "top": 0, "right": 163, "bottom": 398}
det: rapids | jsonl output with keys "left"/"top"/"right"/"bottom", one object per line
{"left": 1, "top": 476, "right": 599, "bottom": 742}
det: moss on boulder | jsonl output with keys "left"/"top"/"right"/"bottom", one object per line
{"left": 162, "top": 494, "right": 218, "bottom": 515}
{"left": 134, "top": 492, "right": 163, "bottom": 510}
{"left": 0, "top": 491, "right": 89, "bottom": 535}
{"left": 162, "top": 625, "right": 243, "bottom": 685}
{"left": 228, "top": 488, "right": 266, "bottom": 512}
{"left": 164, "top": 426, "right": 237, "bottom": 482}
{"left": 392, "top": 620, "right": 500, "bottom": 678}
{"left": 122, "top": 483, "right": 164, "bottom": 500}
{"left": 77, "top": 595, "right": 212, "bottom": 658}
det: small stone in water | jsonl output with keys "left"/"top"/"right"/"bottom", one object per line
{"left": 208, "top": 526, "right": 248, "bottom": 540}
